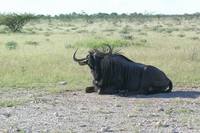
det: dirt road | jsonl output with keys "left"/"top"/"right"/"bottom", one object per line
{"left": 0, "top": 87, "right": 200, "bottom": 132}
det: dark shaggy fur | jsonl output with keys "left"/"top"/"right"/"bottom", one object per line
{"left": 74, "top": 46, "right": 173, "bottom": 95}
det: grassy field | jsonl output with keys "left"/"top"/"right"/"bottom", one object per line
{"left": 0, "top": 18, "right": 200, "bottom": 89}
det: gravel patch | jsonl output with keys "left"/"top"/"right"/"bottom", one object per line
{"left": 0, "top": 88, "right": 200, "bottom": 132}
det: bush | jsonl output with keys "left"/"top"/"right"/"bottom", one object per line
{"left": 190, "top": 36, "right": 199, "bottom": 40}
{"left": 120, "top": 34, "right": 134, "bottom": 40}
{"left": 120, "top": 25, "right": 132, "bottom": 34}
{"left": 74, "top": 38, "right": 130, "bottom": 48}
{"left": 5, "top": 41, "right": 18, "bottom": 50}
{"left": 178, "top": 34, "right": 185, "bottom": 38}
{"left": 0, "top": 14, "right": 34, "bottom": 32}
{"left": 25, "top": 41, "right": 39, "bottom": 46}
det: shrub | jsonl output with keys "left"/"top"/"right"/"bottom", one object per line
{"left": 71, "top": 27, "right": 78, "bottom": 30}
{"left": 120, "top": 25, "right": 132, "bottom": 34}
{"left": 190, "top": 36, "right": 199, "bottom": 40}
{"left": 139, "top": 32, "right": 147, "bottom": 36}
{"left": 25, "top": 41, "right": 39, "bottom": 46}
{"left": 121, "top": 34, "right": 134, "bottom": 40}
{"left": 152, "top": 26, "right": 178, "bottom": 34}
{"left": 0, "top": 14, "right": 34, "bottom": 32}
{"left": 76, "top": 29, "right": 88, "bottom": 33}
{"left": 178, "top": 34, "right": 185, "bottom": 38}
{"left": 0, "top": 25, "right": 9, "bottom": 33}
{"left": 102, "top": 28, "right": 116, "bottom": 32}
{"left": 44, "top": 32, "right": 51, "bottom": 36}
{"left": 140, "top": 39, "right": 147, "bottom": 43}
{"left": 5, "top": 41, "right": 18, "bottom": 50}
{"left": 74, "top": 38, "right": 129, "bottom": 48}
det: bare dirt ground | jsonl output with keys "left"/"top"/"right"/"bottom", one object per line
{"left": 0, "top": 87, "right": 200, "bottom": 133}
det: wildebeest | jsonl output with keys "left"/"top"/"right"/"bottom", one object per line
{"left": 73, "top": 45, "right": 172, "bottom": 95}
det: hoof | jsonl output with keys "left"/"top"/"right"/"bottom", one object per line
{"left": 85, "top": 86, "right": 96, "bottom": 93}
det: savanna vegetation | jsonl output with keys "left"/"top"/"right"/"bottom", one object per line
{"left": 0, "top": 13, "right": 200, "bottom": 89}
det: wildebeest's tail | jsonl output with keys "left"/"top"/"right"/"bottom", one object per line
{"left": 165, "top": 79, "right": 173, "bottom": 92}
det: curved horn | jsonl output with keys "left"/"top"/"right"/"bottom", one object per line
{"left": 73, "top": 49, "right": 87, "bottom": 62}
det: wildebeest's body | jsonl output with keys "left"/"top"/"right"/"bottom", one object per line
{"left": 92, "top": 54, "right": 172, "bottom": 95}
{"left": 73, "top": 46, "right": 172, "bottom": 95}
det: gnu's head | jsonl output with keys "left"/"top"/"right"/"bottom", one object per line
{"left": 73, "top": 44, "right": 113, "bottom": 70}
{"left": 73, "top": 49, "right": 101, "bottom": 70}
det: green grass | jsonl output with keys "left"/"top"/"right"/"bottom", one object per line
{"left": 0, "top": 18, "right": 200, "bottom": 89}
{"left": 73, "top": 37, "right": 130, "bottom": 48}
{"left": 5, "top": 41, "right": 18, "bottom": 50}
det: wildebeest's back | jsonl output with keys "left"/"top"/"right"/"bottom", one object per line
{"left": 143, "top": 65, "right": 170, "bottom": 87}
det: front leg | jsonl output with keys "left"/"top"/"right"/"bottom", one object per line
{"left": 86, "top": 79, "right": 100, "bottom": 93}
{"left": 85, "top": 86, "right": 97, "bottom": 93}
{"left": 92, "top": 80, "right": 101, "bottom": 90}
{"left": 118, "top": 89, "right": 129, "bottom": 96}
{"left": 98, "top": 86, "right": 119, "bottom": 95}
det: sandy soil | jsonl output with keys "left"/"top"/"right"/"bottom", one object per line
{"left": 0, "top": 87, "right": 200, "bottom": 133}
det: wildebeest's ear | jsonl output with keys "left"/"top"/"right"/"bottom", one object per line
{"left": 88, "top": 51, "right": 94, "bottom": 56}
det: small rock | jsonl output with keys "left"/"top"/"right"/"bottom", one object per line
{"left": 58, "top": 81, "right": 67, "bottom": 85}
{"left": 100, "top": 126, "right": 112, "bottom": 132}
{"left": 188, "top": 127, "right": 193, "bottom": 130}
{"left": 54, "top": 112, "right": 59, "bottom": 117}
{"left": 24, "top": 128, "right": 32, "bottom": 133}
{"left": 158, "top": 107, "right": 164, "bottom": 112}
{"left": 137, "top": 108, "right": 143, "bottom": 111}
{"left": 128, "top": 114, "right": 137, "bottom": 118}
{"left": 155, "top": 121, "right": 169, "bottom": 127}
{"left": 0, "top": 129, "right": 8, "bottom": 133}
{"left": 80, "top": 125, "right": 87, "bottom": 127}
{"left": 107, "top": 111, "right": 115, "bottom": 114}
{"left": 119, "top": 128, "right": 126, "bottom": 131}
{"left": 155, "top": 121, "right": 162, "bottom": 127}
{"left": 2, "top": 112, "right": 11, "bottom": 118}
{"left": 150, "top": 113, "right": 159, "bottom": 117}
{"left": 72, "top": 92, "right": 77, "bottom": 96}
{"left": 9, "top": 127, "right": 21, "bottom": 132}
{"left": 115, "top": 104, "right": 121, "bottom": 107}
{"left": 100, "top": 111, "right": 114, "bottom": 114}
{"left": 80, "top": 107, "right": 87, "bottom": 110}
{"left": 162, "top": 121, "right": 169, "bottom": 127}
{"left": 171, "top": 129, "right": 179, "bottom": 133}
{"left": 171, "top": 119, "right": 177, "bottom": 122}
{"left": 35, "top": 106, "right": 40, "bottom": 109}
{"left": 162, "top": 124, "right": 169, "bottom": 127}
{"left": 43, "top": 129, "right": 49, "bottom": 132}
{"left": 16, "top": 128, "right": 22, "bottom": 132}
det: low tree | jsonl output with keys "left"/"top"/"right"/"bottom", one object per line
{"left": 0, "top": 14, "right": 34, "bottom": 32}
